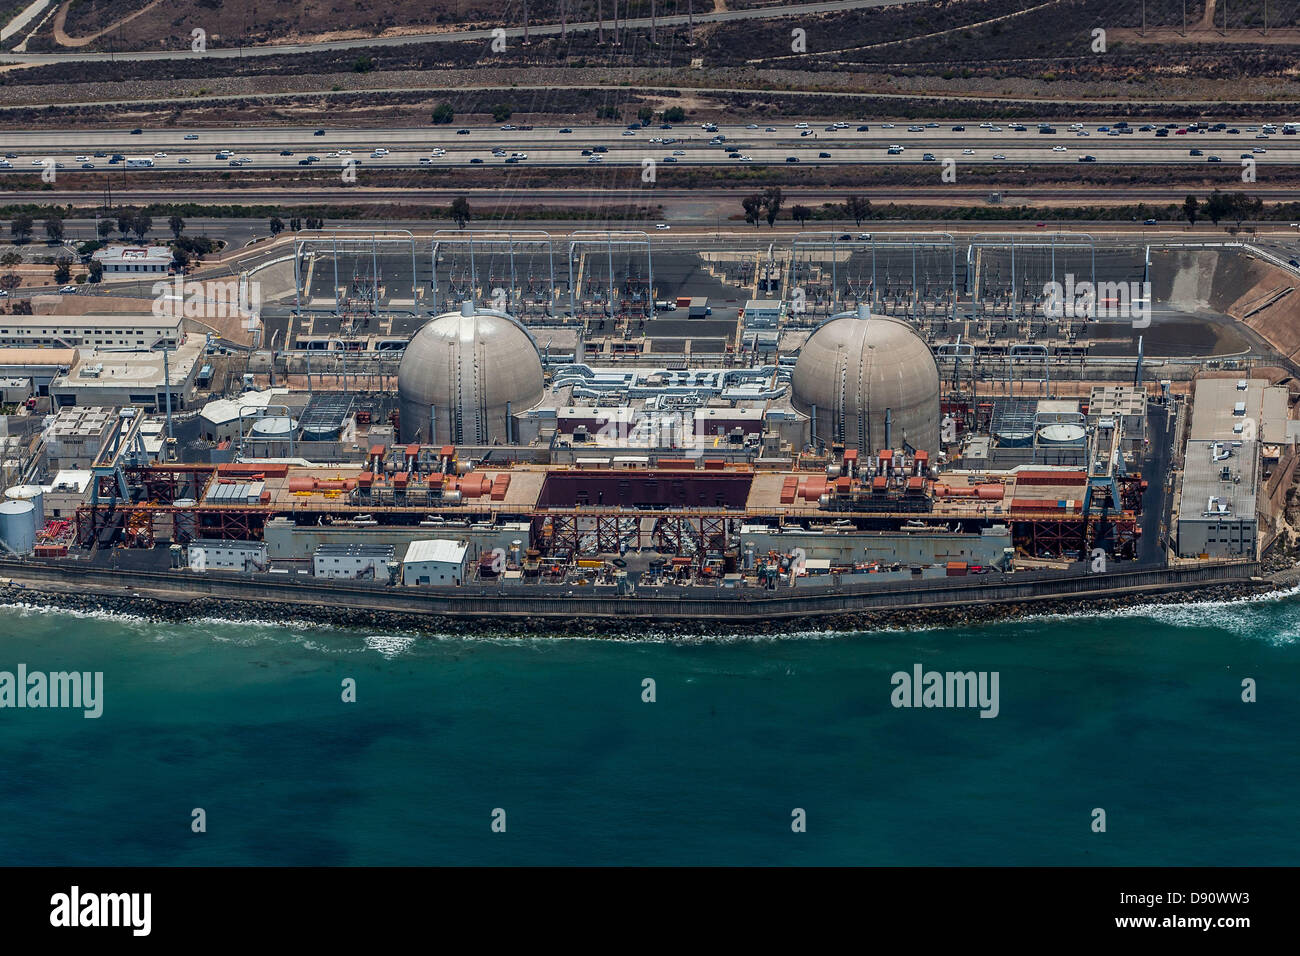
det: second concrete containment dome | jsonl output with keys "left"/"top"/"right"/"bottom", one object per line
{"left": 397, "top": 303, "right": 544, "bottom": 444}
{"left": 791, "top": 311, "right": 941, "bottom": 455}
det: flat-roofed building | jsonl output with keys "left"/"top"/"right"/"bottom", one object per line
{"left": 0, "top": 312, "right": 182, "bottom": 349}
{"left": 0, "top": 348, "right": 78, "bottom": 396}
{"left": 187, "top": 538, "right": 268, "bottom": 571}
{"left": 48, "top": 338, "right": 202, "bottom": 411}
{"left": 91, "top": 245, "right": 173, "bottom": 279}
{"left": 313, "top": 543, "right": 394, "bottom": 580}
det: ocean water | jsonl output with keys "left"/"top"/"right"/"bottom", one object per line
{"left": 0, "top": 589, "right": 1297, "bottom": 866}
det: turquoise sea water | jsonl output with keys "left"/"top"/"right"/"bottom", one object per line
{"left": 0, "top": 589, "right": 1297, "bottom": 866}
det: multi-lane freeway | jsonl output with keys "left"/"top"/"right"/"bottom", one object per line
{"left": 0, "top": 121, "right": 1296, "bottom": 175}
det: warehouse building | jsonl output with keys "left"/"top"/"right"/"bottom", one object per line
{"left": 92, "top": 245, "right": 174, "bottom": 279}
{"left": 187, "top": 539, "right": 268, "bottom": 571}
{"left": 48, "top": 338, "right": 203, "bottom": 410}
{"left": 401, "top": 538, "right": 468, "bottom": 586}
{"left": 0, "top": 313, "right": 182, "bottom": 350}
{"left": 313, "top": 543, "right": 395, "bottom": 580}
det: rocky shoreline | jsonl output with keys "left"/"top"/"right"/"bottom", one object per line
{"left": 0, "top": 577, "right": 1283, "bottom": 638}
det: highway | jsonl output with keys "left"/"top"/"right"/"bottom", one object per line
{"left": 0, "top": 0, "right": 922, "bottom": 66}
{"left": 0, "top": 121, "right": 1296, "bottom": 176}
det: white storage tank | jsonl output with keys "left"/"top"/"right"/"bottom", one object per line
{"left": 0, "top": 500, "right": 37, "bottom": 555}
{"left": 1038, "top": 423, "right": 1087, "bottom": 446}
{"left": 251, "top": 416, "right": 297, "bottom": 439}
{"left": 4, "top": 484, "right": 44, "bottom": 524}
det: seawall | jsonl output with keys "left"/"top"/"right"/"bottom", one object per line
{"left": 0, "top": 558, "right": 1276, "bottom": 637}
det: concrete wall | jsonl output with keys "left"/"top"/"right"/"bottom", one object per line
{"left": 738, "top": 528, "right": 1011, "bottom": 566}
{"left": 263, "top": 517, "right": 529, "bottom": 564}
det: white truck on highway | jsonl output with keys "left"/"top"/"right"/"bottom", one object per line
{"left": 125, "top": 157, "right": 154, "bottom": 168}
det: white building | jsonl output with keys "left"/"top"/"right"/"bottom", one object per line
{"left": 313, "top": 543, "right": 394, "bottom": 580}
{"left": 43, "top": 469, "right": 91, "bottom": 519}
{"left": 401, "top": 538, "right": 468, "bottom": 586}
{"left": 0, "top": 312, "right": 182, "bottom": 350}
{"left": 92, "top": 245, "right": 174, "bottom": 279}
{"left": 198, "top": 388, "right": 291, "bottom": 443}
{"left": 0, "top": 377, "right": 32, "bottom": 403}
{"left": 49, "top": 338, "right": 203, "bottom": 411}
{"left": 187, "top": 539, "right": 267, "bottom": 571}
{"left": 742, "top": 299, "right": 784, "bottom": 329}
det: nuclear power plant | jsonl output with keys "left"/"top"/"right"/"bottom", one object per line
{"left": 0, "top": 229, "right": 1290, "bottom": 610}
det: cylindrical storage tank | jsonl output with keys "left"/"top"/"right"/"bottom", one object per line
{"left": 251, "top": 416, "right": 296, "bottom": 438}
{"left": 995, "top": 427, "right": 1034, "bottom": 448}
{"left": 818, "top": 493, "right": 832, "bottom": 508}
{"left": 455, "top": 459, "right": 476, "bottom": 475}
{"left": 442, "top": 490, "right": 463, "bottom": 503}
{"left": 825, "top": 464, "right": 841, "bottom": 479}
{"left": 5, "top": 485, "right": 44, "bottom": 524}
{"left": 0, "top": 500, "right": 37, "bottom": 555}
{"left": 976, "top": 485, "right": 1005, "bottom": 500}
{"left": 1037, "top": 423, "right": 1087, "bottom": 446}
{"left": 287, "top": 477, "right": 316, "bottom": 493}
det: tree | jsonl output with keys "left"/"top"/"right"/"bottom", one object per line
{"left": 117, "top": 211, "right": 134, "bottom": 236}
{"left": 289, "top": 217, "right": 302, "bottom": 231}
{"left": 269, "top": 216, "right": 285, "bottom": 237}
{"left": 132, "top": 213, "right": 152, "bottom": 241}
{"left": 0, "top": 251, "right": 20, "bottom": 267}
{"left": 0, "top": 273, "right": 20, "bottom": 291}
{"left": 450, "top": 197, "right": 472, "bottom": 229}
{"left": 44, "top": 215, "right": 64, "bottom": 243}
{"left": 431, "top": 103, "right": 455, "bottom": 125}
{"left": 172, "top": 247, "right": 190, "bottom": 270}
{"left": 1204, "top": 189, "right": 1229, "bottom": 227}
{"left": 352, "top": 55, "right": 374, "bottom": 73}
{"left": 742, "top": 193, "right": 764, "bottom": 229}
{"left": 9, "top": 214, "right": 33, "bottom": 243}
{"left": 763, "top": 186, "right": 783, "bottom": 229}
{"left": 663, "top": 106, "right": 686, "bottom": 123}
{"left": 492, "top": 103, "right": 513, "bottom": 123}
{"left": 638, "top": 106, "right": 654, "bottom": 125}
{"left": 53, "top": 256, "right": 72, "bottom": 284}
{"left": 97, "top": 219, "right": 115, "bottom": 239}
{"left": 791, "top": 204, "right": 812, "bottom": 228}
{"left": 169, "top": 214, "right": 186, "bottom": 238}
{"left": 845, "top": 195, "right": 872, "bottom": 226}
{"left": 87, "top": 260, "right": 104, "bottom": 283}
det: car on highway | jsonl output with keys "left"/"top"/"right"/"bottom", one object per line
{"left": 298, "top": 158, "right": 314, "bottom": 165}
{"left": 1143, "top": 218, "right": 1158, "bottom": 225}
{"left": 1155, "top": 128, "right": 1168, "bottom": 136}
{"left": 766, "top": 127, "right": 776, "bottom": 132}
{"left": 592, "top": 145, "right": 607, "bottom": 152}
{"left": 857, "top": 233, "right": 871, "bottom": 240}
{"left": 672, "top": 149, "right": 685, "bottom": 155}
{"left": 825, "top": 125, "right": 837, "bottom": 132}
{"left": 1051, "top": 145, "right": 1066, "bottom": 151}
{"left": 75, "top": 154, "right": 89, "bottom": 162}
{"left": 185, "top": 134, "right": 199, "bottom": 140}
{"left": 1078, "top": 154, "right": 1096, "bottom": 162}
{"left": 59, "top": 285, "right": 77, "bottom": 293}
{"left": 951, "top": 125, "right": 965, "bottom": 131}
{"left": 1035, "top": 222, "right": 1046, "bottom": 228}
{"left": 1189, "top": 148, "right": 1202, "bottom": 156}
{"left": 746, "top": 124, "right": 758, "bottom": 129}
{"left": 858, "top": 125, "right": 871, "bottom": 131}
{"left": 740, "top": 156, "right": 754, "bottom": 162}
{"left": 992, "top": 153, "right": 1007, "bottom": 160}
{"left": 558, "top": 128, "right": 573, "bottom": 133}
{"left": 785, "top": 156, "right": 799, "bottom": 163}
{"left": 469, "top": 158, "right": 483, "bottom": 163}
{"left": 130, "top": 128, "right": 142, "bottom": 134}
{"left": 922, "top": 152, "right": 936, "bottom": 161}
{"left": 314, "top": 129, "right": 326, "bottom": 135}
{"left": 306, "top": 155, "right": 320, "bottom": 161}
{"left": 500, "top": 124, "right": 516, "bottom": 131}
{"left": 280, "top": 149, "right": 294, "bottom": 156}
{"left": 504, "top": 156, "right": 519, "bottom": 163}
{"left": 4, "top": 152, "right": 17, "bottom": 158}
{"left": 178, "top": 157, "right": 190, "bottom": 163}
{"left": 621, "top": 129, "right": 636, "bottom": 136}
{"left": 881, "top": 123, "right": 895, "bottom": 129}
{"left": 229, "top": 159, "right": 243, "bottom": 167}
{"left": 0, "top": 160, "right": 10, "bottom": 168}
{"left": 838, "top": 234, "right": 852, "bottom": 241}
{"left": 799, "top": 130, "right": 813, "bottom": 136}
{"left": 1241, "top": 153, "right": 1253, "bottom": 159}
{"left": 1253, "top": 147, "right": 1267, "bottom": 153}
{"left": 29, "top": 159, "right": 41, "bottom": 166}
{"left": 962, "top": 148, "right": 974, "bottom": 155}
{"left": 656, "top": 223, "right": 670, "bottom": 230}
{"left": 456, "top": 129, "right": 470, "bottom": 135}
{"left": 795, "top": 122, "right": 810, "bottom": 129}
{"left": 907, "top": 125, "right": 924, "bottom": 132}
{"left": 587, "top": 155, "right": 602, "bottom": 163}
{"left": 154, "top": 151, "right": 167, "bottom": 158}
{"left": 663, "top": 156, "right": 678, "bottom": 163}
{"left": 819, "top": 151, "right": 831, "bottom": 158}
{"left": 1207, "top": 155, "right": 1222, "bottom": 162}
{"left": 419, "top": 157, "right": 432, "bottom": 164}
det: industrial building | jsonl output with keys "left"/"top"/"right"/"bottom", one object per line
{"left": 48, "top": 338, "right": 203, "bottom": 410}
{"left": 0, "top": 313, "right": 182, "bottom": 350}
{"left": 313, "top": 543, "right": 394, "bottom": 580}
{"left": 187, "top": 538, "right": 268, "bottom": 571}
{"left": 401, "top": 538, "right": 468, "bottom": 586}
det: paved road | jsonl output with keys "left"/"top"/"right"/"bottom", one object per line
{"left": 0, "top": 0, "right": 922, "bottom": 65}
{"left": 2, "top": 120, "right": 1292, "bottom": 178}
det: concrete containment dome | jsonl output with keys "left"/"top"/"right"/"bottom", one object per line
{"left": 397, "top": 303, "right": 544, "bottom": 444}
{"left": 791, "top": 312, "right": 941, "bottom": 455}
